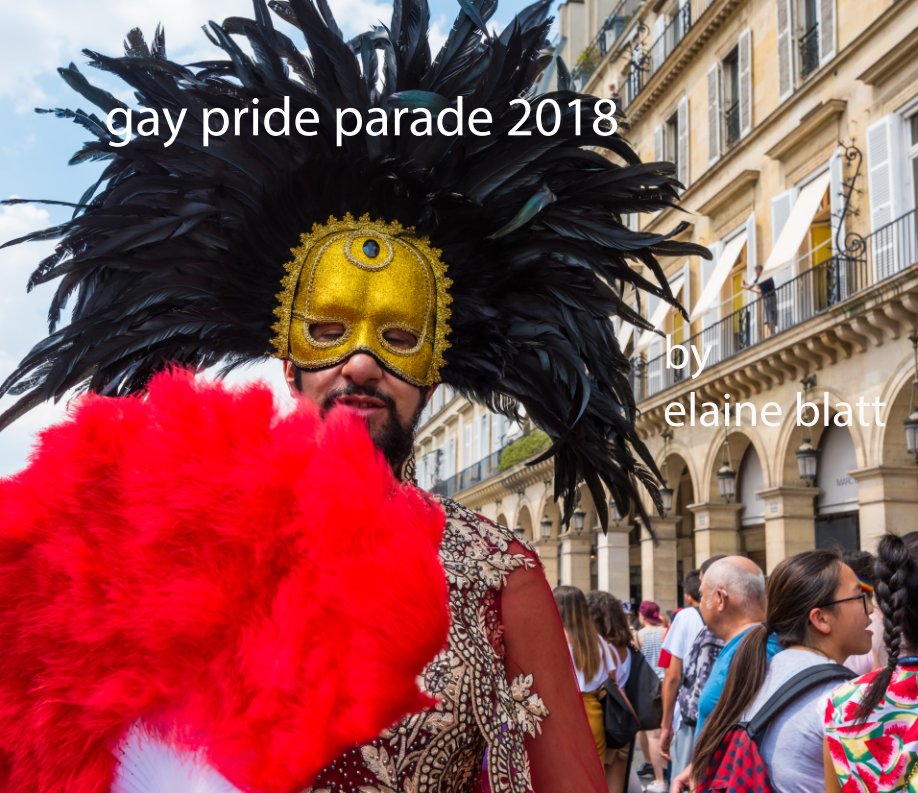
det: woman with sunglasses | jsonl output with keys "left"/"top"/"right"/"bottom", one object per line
{"left": 824, "top": 532, "right": 918, "bottom": 792}
{"left": 681, "top": 550, "right": 873, "bottom": 793}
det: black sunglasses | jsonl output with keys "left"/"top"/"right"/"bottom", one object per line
{"left": 816, "top": 592, "right": 869, "bottom": 616}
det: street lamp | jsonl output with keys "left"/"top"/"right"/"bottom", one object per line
{"left": 660, "top": 427, "right": 674, "bottom": 515}
{"left": 608, "top": 498, "right": 623, "bottom": 526}
{"left": 539, "top": 517, "right": 553, "bottom": 540}
{"left": 797, "top": 375, "right": 818, "bottom": 484}
{"left": 796, "top": 438, "right": 818, "bottom": 484}
{"left": 717, "top": 459, "right": 736, "bottom": 502}
{"left": 906, "top": 332, "right": 918, "bottom": 464}
{"left": 572, "top": 509, "right": 586, "bottom": 533}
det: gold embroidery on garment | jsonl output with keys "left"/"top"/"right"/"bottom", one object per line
{"left": 304, "top": 500, "right": 548, "bottom": 793}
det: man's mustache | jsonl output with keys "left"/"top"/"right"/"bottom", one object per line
{"left": 321, "top": 385, "right": 396, "bottom": 415}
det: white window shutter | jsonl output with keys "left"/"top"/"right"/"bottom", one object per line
{"left": 677, "top": 97, "right": 689, "bottom": 186}
{"left": 745, "top": 211, "right": 758, "bottom": 278}
{"left": 818, "top": 0, "right": 836, "bottom": 64}
{"left": 647, "top": 339, "right": 663, "bottom": 394}
{"left": 829, "top": 145, "right": 845, "bottom": 253}
{"left": 654, "top": 124, "right": 664, "bottom": 161}
{"left": 707, "top": 64, "right": 722, "bottom": 164}
{"left": 866, "top": 115, "right": 904, "bottom": 232}
{"left": 771, "top": 188, "right": 796, "bottom": 245}
{"left": 776, "top": 0, "right": 794, "bottom": 100}
{"left": 651, "top": 16, "right": 666, "bottom": 71}
{"left": 738, "top": 29, "right": 752, "bottom": 136}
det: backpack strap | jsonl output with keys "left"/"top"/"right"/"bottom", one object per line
{"left": 746, "top": 663, "right": 854, "bottom": 745}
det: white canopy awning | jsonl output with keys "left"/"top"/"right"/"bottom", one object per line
{"left": 762, "top": 170, "right": 830, "bottom": 275}
{"left": 615, "top": 317, "right": 634, "bottom": 350}
{"left": 635, "top": 274, "right": 685, "bottom": 352}
{"left": 690, "top": 231, "right": 747, "bottom": 321}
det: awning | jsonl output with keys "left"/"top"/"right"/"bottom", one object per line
{"left": 762, "top": 170, "right": 831, "bottom": 275}
{"left": 635, "top": 274, "right": 685, "bottom": 352}
{"left": 615, "top": 317, "right": 634, "bottom": 350}
{"left": 690, "top": 231, "right": 747, "bottom": 321}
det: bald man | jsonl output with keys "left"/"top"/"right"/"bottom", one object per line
{"left": 693, "top": 556, "right": 781, "bottom": 737}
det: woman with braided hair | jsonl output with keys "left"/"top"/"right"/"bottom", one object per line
{"left": 824, "top": 532, "right": 918, "bottom": 792}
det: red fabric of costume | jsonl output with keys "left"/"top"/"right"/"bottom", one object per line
{"left": 0, "top": 370, "right": 449, "bottom": 793}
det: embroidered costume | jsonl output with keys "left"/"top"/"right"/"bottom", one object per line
{"left": 309, "top": 501, "right": 546, "bottom": 793}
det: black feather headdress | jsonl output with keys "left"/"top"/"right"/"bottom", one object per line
{"left": 0, "top": 0, "right": 708, "bottom": 529}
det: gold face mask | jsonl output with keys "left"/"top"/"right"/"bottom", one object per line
{"left": 271, "top": 214, "right": 451, "bottom": 386}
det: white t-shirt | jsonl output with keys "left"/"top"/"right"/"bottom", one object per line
{"left": 571, "top": 638, "right": 617, "bottom": 692}
{"left": 741, "top": 649, "right": 843, "bottom": 793}
{"left": 660, "top": 606, "right": 704, "bottom": 731}
{"left": 661, "top": 606, "right": 704, "bottom": 660}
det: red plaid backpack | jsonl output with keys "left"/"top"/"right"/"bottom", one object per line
{"left": 696, "top": 663, "right": 854, "bottom": 793}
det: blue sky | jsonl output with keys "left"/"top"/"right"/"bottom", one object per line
{"left": 0, "top": 0, "right": 543, "bottom": 474}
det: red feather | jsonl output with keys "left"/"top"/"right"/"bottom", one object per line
{"left": 0, "top": 369, "right": 449, "bottom": 793}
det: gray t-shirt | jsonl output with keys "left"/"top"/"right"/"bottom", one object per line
{"left": 741, "top": 649, "right": 840, "bottom": 793}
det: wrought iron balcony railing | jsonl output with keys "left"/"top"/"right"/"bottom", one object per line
{"left": 724, "top": 100, "right": 741, "bottom": 148}
{"left": 632, "top": 208, "right": 918, "bottom": 400}
{"left": 799, "top": 24, "right": 820, "bottom": 79}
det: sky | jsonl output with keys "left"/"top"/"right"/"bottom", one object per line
{"left": 0, "top": 0, "right": 543, "bottom": 475}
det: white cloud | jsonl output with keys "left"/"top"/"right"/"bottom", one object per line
{"left": 0, "top": 0, "right": 395, "bottom": 107}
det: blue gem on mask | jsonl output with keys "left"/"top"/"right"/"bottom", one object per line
{"left": 363, "top": 239, "right": 381, "bottom": 258}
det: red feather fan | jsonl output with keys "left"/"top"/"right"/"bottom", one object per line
{"left": 0, "top": 370, "right": 449, "bottom": 793}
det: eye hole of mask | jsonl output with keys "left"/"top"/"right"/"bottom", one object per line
{"left": 382, "top": 328, "right": 418, "bottom": 350}
{"left": 309, "top": 322, "right": 347, "bottom": 343}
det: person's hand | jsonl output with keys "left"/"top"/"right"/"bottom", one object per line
{"left": 670, "top": 765, "right": 693, "bottom": 793}
{"left": 659, "top": 724, "right": 674, "bottom": 760}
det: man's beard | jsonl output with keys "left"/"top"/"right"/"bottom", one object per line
{"left": 321, "top": 384, "right": 425, "bottom": 475}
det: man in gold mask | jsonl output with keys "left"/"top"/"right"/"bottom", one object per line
{"left": 0, "top": 0, "right": 707, "bottom": 788}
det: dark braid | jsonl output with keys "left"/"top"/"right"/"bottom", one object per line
{"left": 856, "top": 533, "right": 918, "bottom": 720}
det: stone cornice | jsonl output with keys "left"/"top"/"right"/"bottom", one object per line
{"left": 696, "top": 169, "right": 760, "bottom": 218}
{"left": 856, "top": 18, "right": 918, "bottom": 86}
{"left": 451, "top": 455, "right": 553, "bottom": 503}
{"left": 765, "top": 100, "right": 847, "bottom": 162}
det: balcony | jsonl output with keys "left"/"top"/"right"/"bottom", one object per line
{"left": 724, "top": 100, "right": 741, "bottom": 148}
{"left": 430, "top": 430, "right": 550, "bottom": 499}
{"left": 649, "top": 2, "right": 693, "bottom": 74}
{"left": 570, "top": 0, "right": 642, "bottom": 88}
{"left": 632, "top": 208, "right": 918, "bottom": 401}
{"left": 799, "top": 24, "right": 820, "bottom": 79}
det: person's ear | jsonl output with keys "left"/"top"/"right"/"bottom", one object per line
{"left": 283, "top": 360, "right": 299, "bottom": 397}
{"left": 808, "top": 606, "right": 833, "bottom": 637}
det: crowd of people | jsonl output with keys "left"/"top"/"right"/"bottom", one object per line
{"left": 553, "top": 532, "right": 918, "bottom": 793}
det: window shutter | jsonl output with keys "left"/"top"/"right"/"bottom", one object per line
{"left": 463, "top": 424, "right": 472, "bottom": 468}
{"left": 771, "top": 188, "right": 796, "bottom": 245}
{"left": 700, "top": 242, "right": 722, "bottom": 365}
{"left": 829, "top": 145, "right": 845, "bottom": 253}
{"left": 745, "top": 211, "right": 757, "bottom": 279}
{"left": 776, "top": 0, "right": 794, "bottom": 100}
{"left": 677, "top": 97, "right": 689, "bottom": 186}
{"left": 681, "top": 260, "right": 692, "bottom": 316}
{"left": 818, "top": 0, "right": 836, "bottom": 64}
{"left": 654, "top": 124, "right": 664, "bottom": 161}
{"left": 651, "top": 16, "right": 666, "bottom": 71}
{"left": 647, "top": 339, "right": 663, "bottom": 395}
{"left": 707, "top": 64, "right": 722, "bottom": 163}
{"left": 738, "top": 29, "right": 752, "bottom": 136}
{"left": 866, "top": 115, "right": 904, "bottom": 231}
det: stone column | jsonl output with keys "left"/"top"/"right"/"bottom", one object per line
{"left": 534, "top": 538, "right": 560, "bottom": 587}
{"left": 851, "top": 466, "right": 918, "bottom": 550}
{"left": 756, "top": 486, "right": 817, "bottom": 573}
{"left": 687, "top": 503, "right": 743, "bottom": 565}
{"left": 597, "top": 526, "right": 631, "bottom": 600}
{"left": 640, "top": 516, "right": 678, "bottom": 612}
{"left": 559, "top": 531, "right": 593, "bottom": 591}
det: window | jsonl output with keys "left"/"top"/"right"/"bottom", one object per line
{"left": 777, "top": 0, "right": 835, "bottom": 99}
{"left": 654, "top": 97, "right": 689, "bottom": 187}
{"left": 722, "top": 47, "right": 741, "bottom": 148}
{"left": 708, "top": 30, "right": 751, "bottom": 163}
{"left": 910, "top": 113, "right": 918, "bottom": 211}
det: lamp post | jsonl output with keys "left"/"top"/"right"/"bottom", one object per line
{"left": 660, "top": 426, "right": 674, "bottom": 515}
{"left": 717, "top": 408, "right": 735, "bottom": 502}
{"left": 796, "top": 375, "right": 819, "bottom": 485}
{"left": 572, "top": 509, "right": 586, "bottom": 533}
{"left": 539, "top": 518, "right": 553, "bottom": 540}
{"left": 608, "top": 498, "right": 623, "bottom": 526}
{"left": 906, "top": 332, "right": 918, "bottom": 464}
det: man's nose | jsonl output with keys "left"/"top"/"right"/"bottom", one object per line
{"left": 340, "top": 352, "right": 385, "bottom": 385}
